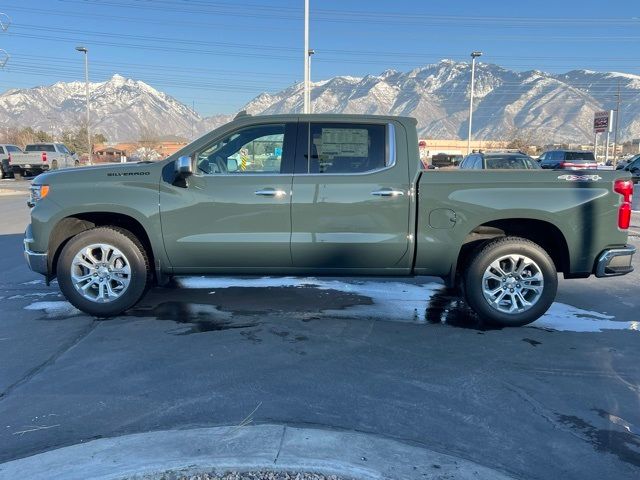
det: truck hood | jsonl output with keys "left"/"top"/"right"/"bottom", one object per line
{"left": 33, "top": 161, "right": 164, "bottom": 185}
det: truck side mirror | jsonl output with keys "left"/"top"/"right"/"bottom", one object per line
{"left": 175, "top": 156, "right": 193, "bottom": 176}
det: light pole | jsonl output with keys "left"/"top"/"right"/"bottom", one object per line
{"left": 307, "top": 49, "right": 315, "bottom": 113}
{"left": 303, "top": 0, "right": 310, "bottom": 113}
{"left": 75, "top": 46, "right": 91, "bottom": 165}
{"left": 467, "top": 51, "right": 482, "bottom": 155}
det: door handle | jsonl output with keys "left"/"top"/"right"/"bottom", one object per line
{"left": 255, "top": 188, "right": 287, "bottom": 197}
{"left": 371, "top": 189, "right": 405, "bottom": 197}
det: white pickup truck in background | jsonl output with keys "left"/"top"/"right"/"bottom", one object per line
{"left": 9, "top": 143, "right": 79, "bottom": 178}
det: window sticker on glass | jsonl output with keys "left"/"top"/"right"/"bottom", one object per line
{"left": 320, "top": 128, "right": 369, "bottom": 158}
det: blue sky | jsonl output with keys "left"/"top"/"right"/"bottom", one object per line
{"left": 0, "top": 0, "right": 638, "bottom": 115}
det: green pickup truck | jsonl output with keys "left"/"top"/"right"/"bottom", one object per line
{"left": 24, "top": 113, "right": 635, "bottom": 326}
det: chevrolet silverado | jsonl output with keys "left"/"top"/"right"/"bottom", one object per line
{"left": 23, "top": 113, "right": 635, "bottom": 326}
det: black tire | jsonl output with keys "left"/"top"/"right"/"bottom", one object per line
{"left": 13, "top": 168, "right": 23, "bottom": 180}
{"left": 463, "top": 237, "right": 557, "bottom": 327}
{"left": 57, "top": 227, "right": 151, "bottom": 317}
{"left": 0, "top": 162, "right": 5, "bottom": 179}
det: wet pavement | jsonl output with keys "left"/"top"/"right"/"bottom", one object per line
{"left": 0, "top": 189, "right": 639, "bottom": 480}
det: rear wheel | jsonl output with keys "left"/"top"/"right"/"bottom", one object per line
{"left": 57, "top": 227, "right": 151, "bottom": 317}
{"left": 13, "top": 168, "right": 23, "bottom": 180}
{"left": 463, "top": 237, "right": 557, "bottom": 327}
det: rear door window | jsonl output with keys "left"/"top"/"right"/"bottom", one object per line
{"left": 25, "top": 144, "right": 55, "bottom": 152}
{"left": 296, "top": 123, "right": 388, "bottom": 174}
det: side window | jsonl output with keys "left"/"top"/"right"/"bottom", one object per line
{"left": 57, "top": 144, "right": 70, "bottom": 154}
{"left": 301, "top": 123, "right": 388, "bottom": 174}
{"left": 0, "top": 146, "right": 4, "bottom": 154}
{"left": 538, "top": 153, "right": 546, "bottom": 162}
{"left": 551, "top": 151, "right": 564, "bottom": 162}
{"left": 196, "top": 124, "right": 286, "bottom": 175}
{"left": 472, "top": 156, "right": 482, "bottom": 169}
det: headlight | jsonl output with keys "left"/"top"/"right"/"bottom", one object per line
{"left": 28, "top": 184, "right": 50, "bottom": 208}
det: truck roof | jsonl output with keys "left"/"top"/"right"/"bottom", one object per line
{"left": 233, "top": 111, "right": 418, "bottom": 125}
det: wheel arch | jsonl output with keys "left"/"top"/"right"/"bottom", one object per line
{"left": 454, "top": 218, "right": 570, "bottom": 282}
{"left": 49, "top": 212, "right": 157, "bottom": 282}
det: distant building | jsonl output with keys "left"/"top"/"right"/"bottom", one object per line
{"left": 94, "top": 147, "right": 126, "bottom": 163}
{"left": 93, "top": 139, "right": 188, "bottom": 162}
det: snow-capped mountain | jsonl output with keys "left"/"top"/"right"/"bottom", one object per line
{"left": 244, "top": 60, "right": 640, "bottom": 143}
{"left": 0, "top": 74, "right": 201, "bottom": 140}
{"left": 1, "top": 62, "right": 639, "bottom": 143}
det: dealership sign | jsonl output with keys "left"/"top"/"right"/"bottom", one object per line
{"left": 594, "top": 110, "right": 612, "bottom": 133}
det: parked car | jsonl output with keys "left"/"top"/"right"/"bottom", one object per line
{"left": 617, "top": 154, "right": 640, "bottom": 183}
{"left": 0, "top": 144, "right": 23, "bottom": 179}
{"left": 616, "top": 154, "right": 640, "bottom": 171}
{"left": 24, "top": 113, "right": 635, "bottom": 327}
{"left": 459, "top": 152, "right": 540, "bottom": 170}
{"left": 538, "top": 150, "right": 597, "bottom": 170}
{"left": 9, "top": 143, "right": 79, "bottom": 178}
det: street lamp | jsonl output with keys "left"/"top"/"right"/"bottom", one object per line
{"left": 307, "top": 49, "right": 315, "bottom": 113}
{"left": 303, "top": 0, "right": 310, "bottom": 113}
{"left": 75, "top": 46, "right": 91, "bottom": 165}
{"left": 467, "top": 51, "right": 483, "bottom": 155}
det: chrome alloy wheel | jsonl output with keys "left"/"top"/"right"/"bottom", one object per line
{"left": 481, "top": 254, "right": 544, "bottom": 314}
{"left": 70, "top": 243, "right": 132, "bottom": 303}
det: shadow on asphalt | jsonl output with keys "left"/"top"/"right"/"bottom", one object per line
{"left": 121, "top": 282, "right": 496, "bottom": 335}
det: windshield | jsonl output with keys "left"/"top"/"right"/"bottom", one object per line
{"left": 485, "top": 155, "right": 538, "bottom": 169}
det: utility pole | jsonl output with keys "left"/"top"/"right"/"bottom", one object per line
{"left": 605, "top": 110, "right": 612, "bottom": 165}
{"left": 467, "top": 51, "right": 482, "bottom": 155}
{"left": 75, "top": 46, "right": 91, "bottom": 165}
{"left": 303, "top": 0, "right": 310, "bottom": 113}
{"left": 612, "top": 81, "right": 621, "bottom": 165}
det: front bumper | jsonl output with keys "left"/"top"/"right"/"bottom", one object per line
{"left": 595, "top": 246, "right": 636, "bottom": 277}
{"left": 23, "top": 229, "right": 49, "bottom": 276}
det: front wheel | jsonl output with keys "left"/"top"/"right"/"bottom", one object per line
{"left": 57, "top": 227, "right": 151, "bottom": 317}
{"left": 463, "top": 237, "right": 557, "bottom": 327}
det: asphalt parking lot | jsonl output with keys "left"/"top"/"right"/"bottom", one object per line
{"left": 0, "top": 178, "right": 639, "bottom": 479}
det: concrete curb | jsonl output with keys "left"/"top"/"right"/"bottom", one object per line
{"left": 0, "top": 424, "right": 516, "bottom": 480}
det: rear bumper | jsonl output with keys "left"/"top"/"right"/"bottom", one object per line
{"left": 595, "top": 246, "right": 636, "bottom": 277}
{"left": 23, "top": 227, "right": 49, "bottom": 276}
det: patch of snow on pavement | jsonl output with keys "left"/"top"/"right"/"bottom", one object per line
{"left": 8, "top": 292, "right": 60, "bottom": 300}
{"left": 531, "top": 303, "right": 639, "bottom": 332}
{"left": 24, "top": 301, "right": 80, "bottom": 318}
{"left": 178, "top": 276, "right": 638, "bottom": 332}
{"left": 178, "top": 276, "right": 442, "bottom": 323}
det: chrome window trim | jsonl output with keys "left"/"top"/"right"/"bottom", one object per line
{"left": 296, "top": 122, "right": 397, "bottom": 177}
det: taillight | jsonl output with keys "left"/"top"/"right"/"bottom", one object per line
{"left": 561, "top": 161, "right": 597, "bottom": 169}
{"left": 41, "top": 151, "right": 47, "bottom": 162}
{"left": 614, "top": 179, "right": 633, "bottom": 229}
{"left": 7, "top": 153, "right": 11, "bottom": 164}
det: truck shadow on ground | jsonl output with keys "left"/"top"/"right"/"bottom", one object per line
{"left": 127, "top": 282, "right": 496, "bottom": 334}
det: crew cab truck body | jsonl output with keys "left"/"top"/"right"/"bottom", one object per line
{"left": 24, "top": 114, "right": 635, "bottom": 326}
{"left": 11, "top": 143, "right": 78, "bottom": 178}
